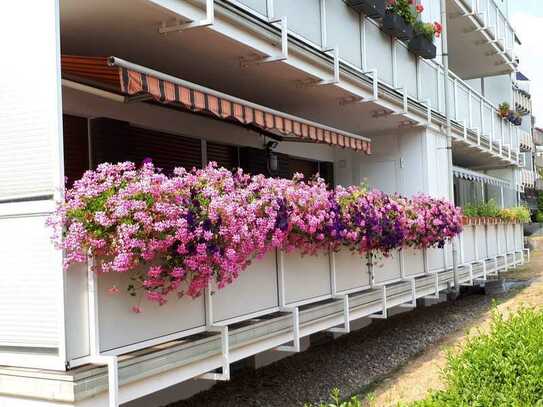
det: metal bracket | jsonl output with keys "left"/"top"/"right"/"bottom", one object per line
{"left": 392, "top": 87, "right": 408, "bottom": 116}
{"left": 240, "top": 17, "right": 288, "bottom": 67}
{"left": 328, "top": 295, "right": 351, "bottom": 334}
{"left": 200, "top": 325, "right": 230, "bottom": 381}
{"left": 159, "top": 0, "right": 214, "bottom": 33}
{"left": 361, "top": 69, "right": 379, "bottom": 102}
{"left": 275, "top": 307, "right": 301, "bottom": 352}
{"left": 399, "top": 278, "right": 417, "bottom": 309}
{"left": 424, "top": 272, "right": 441, "bottom": 300}
{"left": 369, "top": 285, "right": 387, "bottom": 319}
{"left": 318, "top": 46, "right": 340, "bottom": 86}
{"left": 81, "top": 355, "right": 119, "bottom": 407}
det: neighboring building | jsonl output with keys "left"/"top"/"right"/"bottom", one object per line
{"left": 0, "top": 0, "right": 531, "bottom": 406}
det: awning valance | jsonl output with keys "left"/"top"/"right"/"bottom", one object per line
{"left": 453, "top": 166, "right": 511, "bottom": 189}
{"left": 61, "top": 55, "right": 371, "bottom": 154}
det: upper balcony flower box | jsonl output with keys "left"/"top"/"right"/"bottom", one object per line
{"left": 408, "top": 34, "right": 436, "bottom": 60}
{"left": 345, "top": 0, "right": 385, "bottom": 19}
{"left": 382, "top": 13, "right": 413, "bottom": 42}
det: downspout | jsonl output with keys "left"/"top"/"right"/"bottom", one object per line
{"left": 440, "top": 0, "right": 460, "bottom": 296}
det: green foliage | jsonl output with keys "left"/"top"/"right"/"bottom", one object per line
{"left": 411, "top": 307, "right": 543, "bottom": 407}
{"left": 536, "top": 211, "right": 543, "bottom": 223}
{"left": 500, "top": 206, "right": 531, "bottom": 223}
{"left": 414, "top": 21, "right": 436, "bottom": 41}
{"left": 537, "top": 192, "right": 543, "bottom": 213}
{"left": 387, "top": 0, "right": 417, "bottom": 26}
{"left": 462, "top": 200, "right": 531, "bottom": 223}
{"left": 305, "top": 388, "right": 363, "bottom": 407}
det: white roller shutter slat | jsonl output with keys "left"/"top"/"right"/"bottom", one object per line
{"left": 0, "top": 215, "right": 61, "bottom": 348}
{"left": 0, "top": 1, "right": 63, "bottom": 201}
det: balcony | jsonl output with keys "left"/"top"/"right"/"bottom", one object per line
{"left": 522, "top": 168, "right": 536, "bottom": 189}
{"left": 519, "top": 129, "right": 534, "bottom": 152}
{"left": 58, "top": 0, "right": 519, "bottom": 171}
{"left": 446, "top": 0, "right": 518, "bottom": 79}
{"left": 513, "top": 85, "right": 532, "bottom": 116}
{"left": 534, "top": 128, "right": 543, "bottom": 147}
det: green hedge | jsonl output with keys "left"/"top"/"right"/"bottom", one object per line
{"left": 411, "top": 307, "right": 543, "bottom": 406}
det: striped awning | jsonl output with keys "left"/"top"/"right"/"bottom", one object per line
{"left": 61, "top": 55, "right": 371, "bottom": 154}
{"left": 453, "top": 166, "right": 511, "bottom": 188}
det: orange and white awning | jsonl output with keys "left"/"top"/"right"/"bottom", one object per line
{"left": 61, "top": 55, "right": 371, "bottom": 154}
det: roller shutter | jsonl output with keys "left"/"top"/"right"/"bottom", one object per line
{"left": 63, "top": 114, "right": 89, "bottom": 186}
{"left": 90, "top": 118, "right": 202, "bottom": 173}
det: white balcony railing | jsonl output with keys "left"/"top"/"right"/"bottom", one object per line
{"left": 459, "top": 0, "right": 516, "bottom": 60}
{"left": 225, "top": 0, "right": 519, "bottom": 161}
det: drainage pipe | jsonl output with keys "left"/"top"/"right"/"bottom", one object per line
{"left": 440, "top": 0, "right": 460, "bottom": 296}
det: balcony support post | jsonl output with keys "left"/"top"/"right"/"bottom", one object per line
{"left": 275, "top": 307, "right": 301, "bottom": 352}
{"left": 199, "top": 325, "right": 230, "bottom": 381}
{"left": 328, "top": 294, "right": 351, "bottom": 334}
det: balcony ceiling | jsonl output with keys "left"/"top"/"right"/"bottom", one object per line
{"left": 446, "top": 0, "right": 515, "bottom": 80}
{"left": 60, "top": 0, "right": 416, "bottom": 143}
{"left": 452, "top": 140, "right": 514, "bottom": 169}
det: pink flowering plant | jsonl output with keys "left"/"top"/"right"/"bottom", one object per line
{"left": 49, "top": 161, "right": 463, "bottom": 310}
{"left": 405, "top": 195, "right": 463, "bottom": 249}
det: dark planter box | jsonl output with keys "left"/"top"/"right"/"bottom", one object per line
{"left": 345, "top": 0, "right": 385, "bottom": 19}
{"left": 382, "top": 13, "right": 413, "bottom": 41}
{"left": 408, "top": 34, "right": 437, "bottom": 59}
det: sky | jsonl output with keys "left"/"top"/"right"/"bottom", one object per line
{"left": 511, "top": 1, "right": 543, "bottom": 126}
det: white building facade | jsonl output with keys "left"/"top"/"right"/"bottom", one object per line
{"left": 0, "top": 0, "right": 531, "bottom": 406}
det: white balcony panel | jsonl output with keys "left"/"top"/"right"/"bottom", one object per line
{"left": 325, "top": 0, "right": 362, "bottom": 68}
{"left": 334, "top": 249, "right": 370, "bottom": 293}
{"left": 471, "top": 97, "right": 482, "bottom": 131}
{"left": 487, "top": 225, "right": 498, "bottom": 257}
{"left": 365, "top": 19, "right": 393, "bottom": 85}
{"left": 462, "top": 225, "right": 476, "bottom": 263}
{"left": 212, "top": 251, "right": 278, "bottom": 323}
{"left": 96, "top": 268, "right": 206, "bottom": 353}
{"left": 420, "top": 61, "right": 439, "bottom": 109}
{"left": 373, "top": 251, "right": 402, "bottom": 284}
{"left": 274, "top": 0, "right": 322, "bottom": 46}
{"left": 427, "top": 247, "right": 446, "bottom": 272}
{"left": 394, "top": 42, "right": 417, "bottom": 98}
{"left": 403, "top": 248, "right": 425, "bottom": 277}
{"left": 457, "top": 85, "right": 470, "bottom": 126}
{"left": 475, "top": 225, "right": 487, "bottom": 259}
{"left": 506, "top": 224, "right": 515, "bottom": 252}
{"left": 515, "top": 225, "right": 523, "bottom": 251}
{"left": 497, "top": 224, "right": 507, "bottom": 253}
{"left": 237, "top": 0, "right": 268, "bottom": 15}
{"left": 483, "top": 104, "right": 494, "bottom": 137}
{"left": 283, "top": 251, "right": 332, "bottom": 305}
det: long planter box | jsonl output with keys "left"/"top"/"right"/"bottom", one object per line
{"left": 96, "top": 265, "right": 206, "bottom": 353}
{"left": 282, "top": 250, "right": 332, "bottom": 306}
{"left": 408, "top": 34, "right": 436, "bottom": 59}
{"left": 64, "top": 222, "right": 525, "bottom": 361}
{"left": 382, "top": 13, "right": 413, "bottom": 41}
{"left": 333, "top": 249, "right": 370, "bottom": 293}
{"left": 211, "top": 251, "right": 279, "bottom": 324}
{"left": 345, "top": 0, "right": 385, "bottom": 19}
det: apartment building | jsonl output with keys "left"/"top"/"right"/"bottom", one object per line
{"left": 0, "top": 0, "right": 531, "bottom": 406}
